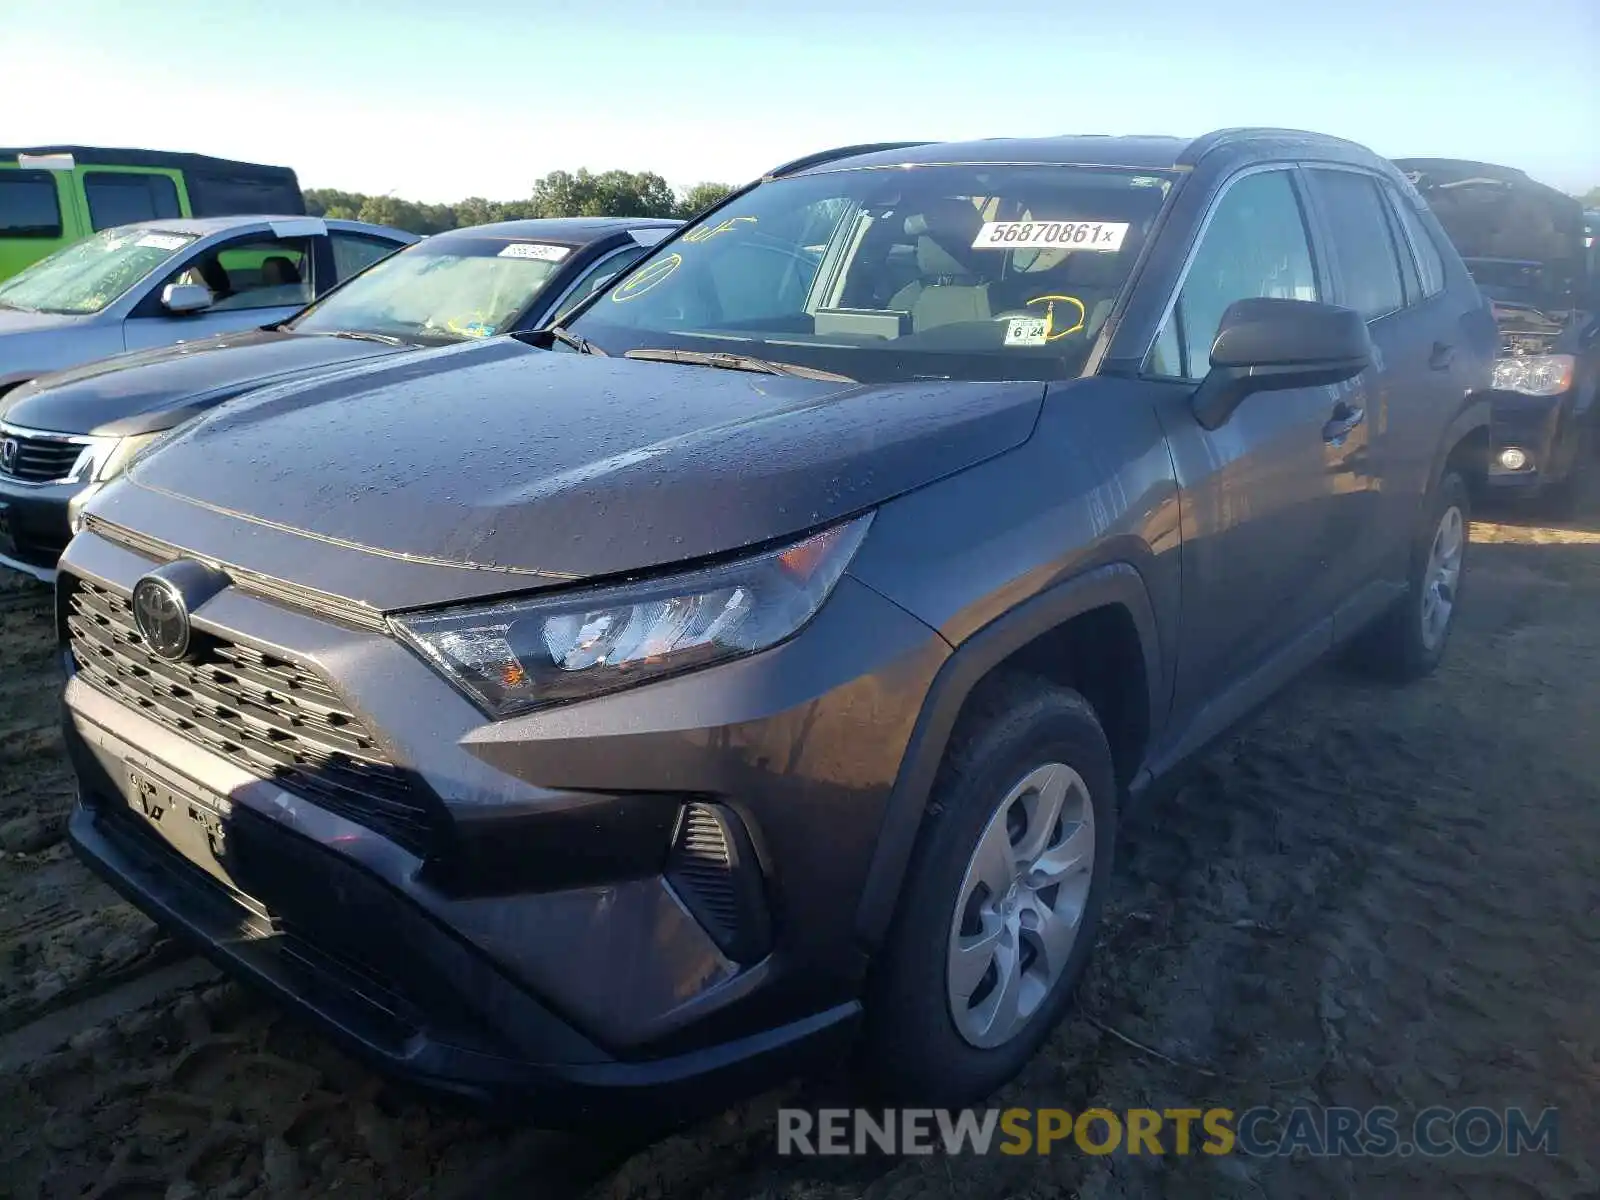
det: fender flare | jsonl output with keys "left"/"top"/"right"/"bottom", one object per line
{"left": 1430, "top": 392, "right": 1492, "bottom": 494}
{"left": 851, "top": 561, "right": 1163, "bottom": 952}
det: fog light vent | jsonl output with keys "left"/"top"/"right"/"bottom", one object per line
{"left": 666, "top": 802, "right": 771, "bottom": 964}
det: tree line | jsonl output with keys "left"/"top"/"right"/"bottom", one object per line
{"left": 303, "top": 169, "right": 736, "bottom": 235}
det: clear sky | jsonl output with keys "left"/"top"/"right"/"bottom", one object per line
{"left": 5, "top": 0, "right": 1597, "bottom": 202}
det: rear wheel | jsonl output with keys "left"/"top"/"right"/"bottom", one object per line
{"left": 862, "top": 674, "right": 1116, "bottom": 1105}
{"left": 1346, "top": 470, "right": 1470, "bottom": 681}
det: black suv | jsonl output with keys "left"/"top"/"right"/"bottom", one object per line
{"left": 58, "top": 129, "right": 1495, "bottom": 1124}
{"left": 1397, "top": 159, "right": 1598, "bottom": 504}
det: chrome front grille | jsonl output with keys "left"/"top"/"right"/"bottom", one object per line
{"left": 0, "top": 425, "right": 88, "bottom": 483}
{"left": 65, "top": 577, "right": 439, "bottom": 856}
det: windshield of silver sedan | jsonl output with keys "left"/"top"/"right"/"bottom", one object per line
{"left": 565, "top": 164, "right": 1175, "bottom": 383}
{"left": 0, "top": 227, "right": 197, "bottom": 315}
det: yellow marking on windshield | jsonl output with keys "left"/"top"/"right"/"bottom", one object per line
{"left": 682, "top": 216, "right": 757, "bottom": 244}
{"left": 610, "top": 253, "right": 681, "bottom": 302}
{"left": 1026, "top": 294, "right": 1087, "bottom": 339}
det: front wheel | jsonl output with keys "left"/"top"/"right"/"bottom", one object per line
{"left": 862, "top": 674, "right": 1116, "bottom": 1106}
{"left": 1346, "top": 471, "right": 1470, "bottom": 681}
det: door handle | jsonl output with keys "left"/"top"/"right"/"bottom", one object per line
{"left": 1323, "top": 404, "right": 1366, "bottom": 443}
{"left": 1429, "top": 341, "right": 1454, "bottom": 370}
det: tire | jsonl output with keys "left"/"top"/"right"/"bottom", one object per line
{"left": 861, "top": 673, "right": 1117, "bottom": 1106}
{"left": 1345, "top": 470, "right": 1470, "bottom": 682}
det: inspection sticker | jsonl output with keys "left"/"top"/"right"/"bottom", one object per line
{"left": 136, "top": 234, "right": 189, "bottom": 251}
{"left": 1004, "top": 316, "right": 1049, "bottom": 346}
{"left": 973, "top": 220, "right": 1129, "bottom": 252}
{"left": 498, "top": 242, "right": 569, "bottom": 262}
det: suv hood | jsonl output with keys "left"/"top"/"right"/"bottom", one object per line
{"left": 114, "top": 338, "right": 1043, "bottom": 608}
{"left": 1394, "top": 158, "right": 1587, "bottom": 309}
{"left": 1, "top": 328, "right": 411, "bottom": 436}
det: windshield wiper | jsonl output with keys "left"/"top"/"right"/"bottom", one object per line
{"left": 622, "top": 347, "right": 853, "bottom": 382}
{"left": 543, "top": 326, "right": 607, "bottom": 356}
{"left": 324, "top": 330, "right": 408, "bottom": 346}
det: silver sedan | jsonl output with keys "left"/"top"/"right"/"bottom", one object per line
{"left": 0, "top": 215, "right": 416, "bottom": 393}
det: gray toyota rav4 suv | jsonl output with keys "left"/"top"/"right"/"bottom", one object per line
{"left": 57, "top": 129, "right": 1495, "bottom": 1124}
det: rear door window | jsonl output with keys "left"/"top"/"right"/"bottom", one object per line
{"left": 1385, "top": 185, "right": 1447, "bottom": 299}
{"left": 331, "top": 232, "right": 399, "bottom": 281}
{"left": 1381, "top": 194, "right": 1422, "bottom": 305}
{"left": 84, "top": 172, "right": 182, "bottom": 231}
{"left": 0, "top": 170, "right": 63, "bottom": 237}
{"left": 1308, "top": 170, "right": 1405, "bottom": 320}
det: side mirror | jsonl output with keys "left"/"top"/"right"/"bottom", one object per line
{"left": 1192, "top": 297, "right": 1372, "bottom": 430}
{"left": 161, "top": 282, "right": 213, "bottom": 316}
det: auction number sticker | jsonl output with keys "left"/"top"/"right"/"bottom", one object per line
{"left": 137, "top": 234, "right": 189, "bottom": 251}
{"left": 973, "top": 221, "right": 1129, "bottom": 252}
{"left": 498, "top": 242, "right": 570, "bottom": 262}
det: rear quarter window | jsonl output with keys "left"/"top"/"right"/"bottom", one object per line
{"left": 184, "top": 172, "right": 304, "bottom": 217}
{"left": 1309, "top": 169, "right": 1406, "bottom": 320}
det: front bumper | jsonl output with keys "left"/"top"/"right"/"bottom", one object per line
{"left": 66, "top": 769, "right": 857, "bottom": 1125}
{"left": 1486, "top": 388, "right": 1568, "bottom": 494}
{"left": 0, "top": 474, "right": 90, "bottom": 580}
{"left": 58, "top": 525, "right": 947, "bottom": 1114}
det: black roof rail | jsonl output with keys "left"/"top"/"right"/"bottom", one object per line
{"left": 763, "top": 142, "right": 934, "bottom": 180}
{"left": 1178, "top": 127, "right": 1377, "bottom": 169}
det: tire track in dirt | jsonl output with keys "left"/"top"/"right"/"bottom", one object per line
{"left": 0, "top": 576, "right": 187, "bottom": 1043}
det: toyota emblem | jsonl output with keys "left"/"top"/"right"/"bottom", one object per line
{"left": 132, "top": 575, "right": 192, "bottom": 661}
{"left": 0, "top": 437, "right": 17, "bottom": 476}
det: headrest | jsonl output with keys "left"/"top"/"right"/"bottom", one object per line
{"left": 261, "top": 256, "right": 301, "bottom": 286}
{"left": 905, "top": 198, "right": 984, "bottom": 277}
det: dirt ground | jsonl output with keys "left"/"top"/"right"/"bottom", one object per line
{"left": 0, "top": 483, "right": 1596, "bottom": 1200}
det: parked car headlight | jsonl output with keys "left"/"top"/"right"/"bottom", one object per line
{"left": 392, "top": 514, "right": 873, "bottom": 717}
{"left": 1492, "top": 354, "right": 1575, "bottom": 397}
{"left": 66, "top": 430, "right": 175, "bottom": 484}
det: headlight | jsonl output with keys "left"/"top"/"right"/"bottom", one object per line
{"left": 66, "top": 430, "right": 175, "bottom": 484}
{"left": 1492, "top": 354, "right": 1575, "bottom": 397}
{"left": 392, "top": 515, "right": 873, "bottom": 717}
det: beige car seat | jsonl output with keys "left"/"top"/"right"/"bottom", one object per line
{"left": 888, "top": 200, "right": 993, "bottom": 332}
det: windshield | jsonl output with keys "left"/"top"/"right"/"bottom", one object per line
{"left": 566, "top": 164, "right": 1175, "bottom": 383}
{"left": 0, "top": 227, "right": 197, "bottom": 315}
{"left": 290, "top": 237, "right": 574, "bottom": 341}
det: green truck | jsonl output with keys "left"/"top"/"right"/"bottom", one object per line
{"left": 0, "top": 146, "right": 304, "bottom": 282}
